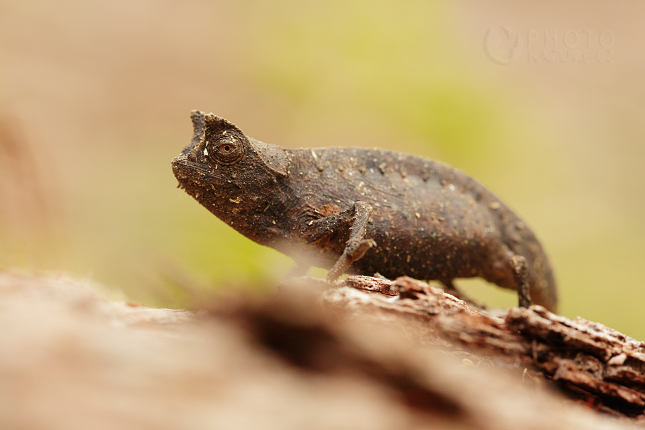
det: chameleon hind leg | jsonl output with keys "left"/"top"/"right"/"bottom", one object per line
{"left": 440, "top": 253, "right": 530, "bottom": 310}
{"left": 511, "top": 255, "right": 531, "bottom": 308}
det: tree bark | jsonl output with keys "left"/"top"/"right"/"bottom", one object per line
{"left": 1, "top": 271, "right": 644, "bottom": 429}
{"left": 329, "top": 275, "right": 645, "bottom": 419}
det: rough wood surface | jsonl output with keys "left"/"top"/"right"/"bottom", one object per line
{"left": 1, "top": 271, "right": 643, "bottom": 429}
{"left": 330, "top": 275, "right": 645, "bottom": 419}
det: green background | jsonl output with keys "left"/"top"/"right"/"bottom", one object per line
{"left": 1, "top": 1, "right": 644, "bottom": 339}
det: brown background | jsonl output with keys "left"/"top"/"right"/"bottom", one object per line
{"left": 1, "top": 1, "right": 644, "bottom": 339}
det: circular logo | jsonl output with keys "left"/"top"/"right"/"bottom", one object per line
{"left": 483, "top": 26, "right": 522, "bottom": 65}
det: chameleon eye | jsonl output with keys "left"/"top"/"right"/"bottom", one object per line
{"left": 207, "top": 137, "right": 245, "bottom": 165}
{"left": 219, "top": 143, "right": 233, "bottom": 153}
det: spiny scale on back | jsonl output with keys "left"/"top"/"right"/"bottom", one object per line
{"left": 172, "top": 111, "right": 557, "bottom": 311}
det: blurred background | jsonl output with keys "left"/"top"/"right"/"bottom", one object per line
{"left": 1, "top": 1, "right": 644, "bottom": 338}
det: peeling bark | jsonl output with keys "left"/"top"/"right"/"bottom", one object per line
{"left": 1, "top": 272, "right": 644, "bottom": 429}
{"left": 329, "top": 275, "right": 645, "bottom": 418}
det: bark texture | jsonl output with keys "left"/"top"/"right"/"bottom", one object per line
{"left": 0, "top": 271, "right": 643, "bottom": 429}
{"left": 331, "top": 276, "right": 645, "bottom": 419}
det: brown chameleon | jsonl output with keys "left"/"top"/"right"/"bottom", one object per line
{"left": 172, "top": 111, "right": 557, "bottom": 311}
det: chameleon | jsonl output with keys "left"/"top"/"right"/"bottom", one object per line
{"left": 171, "top": 111, "right": 558, "bottom": 311}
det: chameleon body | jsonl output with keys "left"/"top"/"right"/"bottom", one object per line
{"left": 172, "top": 111, "right": 557, "bottom": 311}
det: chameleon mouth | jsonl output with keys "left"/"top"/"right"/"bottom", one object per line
{"left": 172, "top": 153, "right": 212, "bottom": 174}
{"left": 171, "top": 155, "right": 228, "bottom": 208}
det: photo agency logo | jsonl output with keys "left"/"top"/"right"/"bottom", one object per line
{"left": 483, "top": 26, "right": 615, "bottom": 65}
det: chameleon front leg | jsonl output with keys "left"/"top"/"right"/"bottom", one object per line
{"left": 293, "top": 205, "right": 359, "bottom": 276}
{"left": 297, "top": 201, "right": 375, "bottom": 281}
{"left": 325, "top": 202, "right": 376, "bottom": 281}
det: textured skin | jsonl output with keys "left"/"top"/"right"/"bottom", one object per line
{"left": 172, "top": 111, "right": 557, "bottom": 311}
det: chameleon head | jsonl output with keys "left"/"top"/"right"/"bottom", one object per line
{"left": 171, "top": 111, "right": 291, "bottom": 229}
{"left": 171, "top": 111, "right": 251, "bottom": 197}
